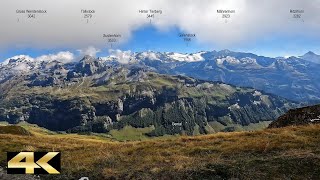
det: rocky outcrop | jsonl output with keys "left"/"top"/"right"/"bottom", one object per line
{"left": 269, "top": 104, "right": 320, "bottom": 128}
{"left": 27, "top": 98, "right": 96, "bottom": 131}
{"left": 68, "top": 55, "right": 104, "bottom": 78}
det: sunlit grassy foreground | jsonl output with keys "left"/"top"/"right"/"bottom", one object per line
{"left": 0, "top": 124, "right": 320, "bottom": 180}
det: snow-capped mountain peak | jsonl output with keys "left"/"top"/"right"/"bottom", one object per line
{"left": 299, "top": 51, "right": 320, "bottom": 64}
{"left": 166, "top": 52, "right": 205, "bottom": 62}
{"left": 2, "top": 55, "right": 34, "bottom": 65}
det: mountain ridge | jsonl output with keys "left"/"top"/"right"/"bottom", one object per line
{"left": 0, "top": 54, "right": 298, "bottom": 135}
{"left": 2, "top": 50, "right": 319, "bottom": 103}
{"left": 299, "top": 51, "right": 320, "bottom": 64}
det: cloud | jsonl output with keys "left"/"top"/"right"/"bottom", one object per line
{"left": 35, "top": 51, "right": 74, "bottom": 63}
{"left": 108, "top": 49, "right": 133, "bottom": 64}
{"left": 140, "top": 51, "right": 159, "bottom": 60}
{"left": 3, "top": 51, "right": 75, "bottom": 65}
{"left": 0, "top": 0, "right": 320, "bottom": 49}
{"left": 3, "top": 55, "right": 33, "bottom": 65}
{"left": 77, "top": 46, "right": 100, "bottom": 57}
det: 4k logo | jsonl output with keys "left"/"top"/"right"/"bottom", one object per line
{"left": 7, "top": 152, "right": 61, "bottom": 174}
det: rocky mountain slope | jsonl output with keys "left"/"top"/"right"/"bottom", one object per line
{"left": 269, "top": 104, "right": 320, "bottom": 128}
{"left": 2, "top": 50, "right": 319, "bottom": 103}
{"left": 103, "top": 50, "right": 320, "bottom": 102}
{"left": 0, "top": 55, "right": 297, "bottom": 135}
{"left": 299, "top": 51, "right": 320, "bottom": 64}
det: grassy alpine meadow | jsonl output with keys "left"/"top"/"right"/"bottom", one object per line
{"left": 0, "top": 123, "right": 320, "bottom": 180}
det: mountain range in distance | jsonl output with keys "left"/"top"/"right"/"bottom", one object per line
{"left": 131, "top": 50, "right": 320, "bottom": 103}
{"left": 1, "top": 50, "right": 319, "bottom": 103}
{"left": 0, "top": 49, "right": 318, "bottom": 135}
{"left": 299, "top": 51, "right": 320, "bottom": 64}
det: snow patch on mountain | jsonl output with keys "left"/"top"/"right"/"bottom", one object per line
{"left": 167, "top": 52, "right": 205, "bottom": 62}
{"left": 240, "top": 57, "right": 257, "bottom": 64}
{"left": 2, "top": 51, "right": 74, "bottom": 66}
{"left": 253, "top": 100, "right": 262, "bottom": 105}
{"left": 253, "top": 90, "right": 262, "bottom": 96}
{"left": 107, "top": 49, "right": 136, "bottom": 64}
{"left": 228, "top": 103, "right": 240, "bottom": 110}
{"left": 12, "top": 62, "right": 32, "bottom": 72}
{"left": 2, "top": 55, "right": 34, "bottom": 65}
{"left": 216, "top": 56, "right": 240, "bottom": 65}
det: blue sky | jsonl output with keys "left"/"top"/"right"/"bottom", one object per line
{"left": 1, "top": 25, "right": 319, "bottom": 61}
{"left": 1, "top": 0, "right": 320, "bottom": 62}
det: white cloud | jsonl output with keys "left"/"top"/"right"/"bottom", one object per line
{"left": 140, "top": 51, "right": 159, "bottom": 60}
{"left": 77, "top": 46, "right": 100, "bottom": 57}
{"left": 3, "top": 55, "right": 34, "bottom": 65}
{"left": 0, "top": 0, "right": 320, "bottom": 49}
{"left": 3, "top": 51, "right": 75, "bottom": 66}
{"left": 108, "top": 49, "right": 133, "bottom": 64}
{"left": 35, "top": 51, "right": 74, "bottom": 63}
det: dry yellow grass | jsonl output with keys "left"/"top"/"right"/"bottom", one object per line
{"left": 0, "top": 124, "right": 320, "bottom": 179}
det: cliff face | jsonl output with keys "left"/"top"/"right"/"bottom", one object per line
{"left": 269, "top": 104, "right": 320, "bottom": 128}
{"left": 0, "top": 56, "right": 298, "bottom": 136}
